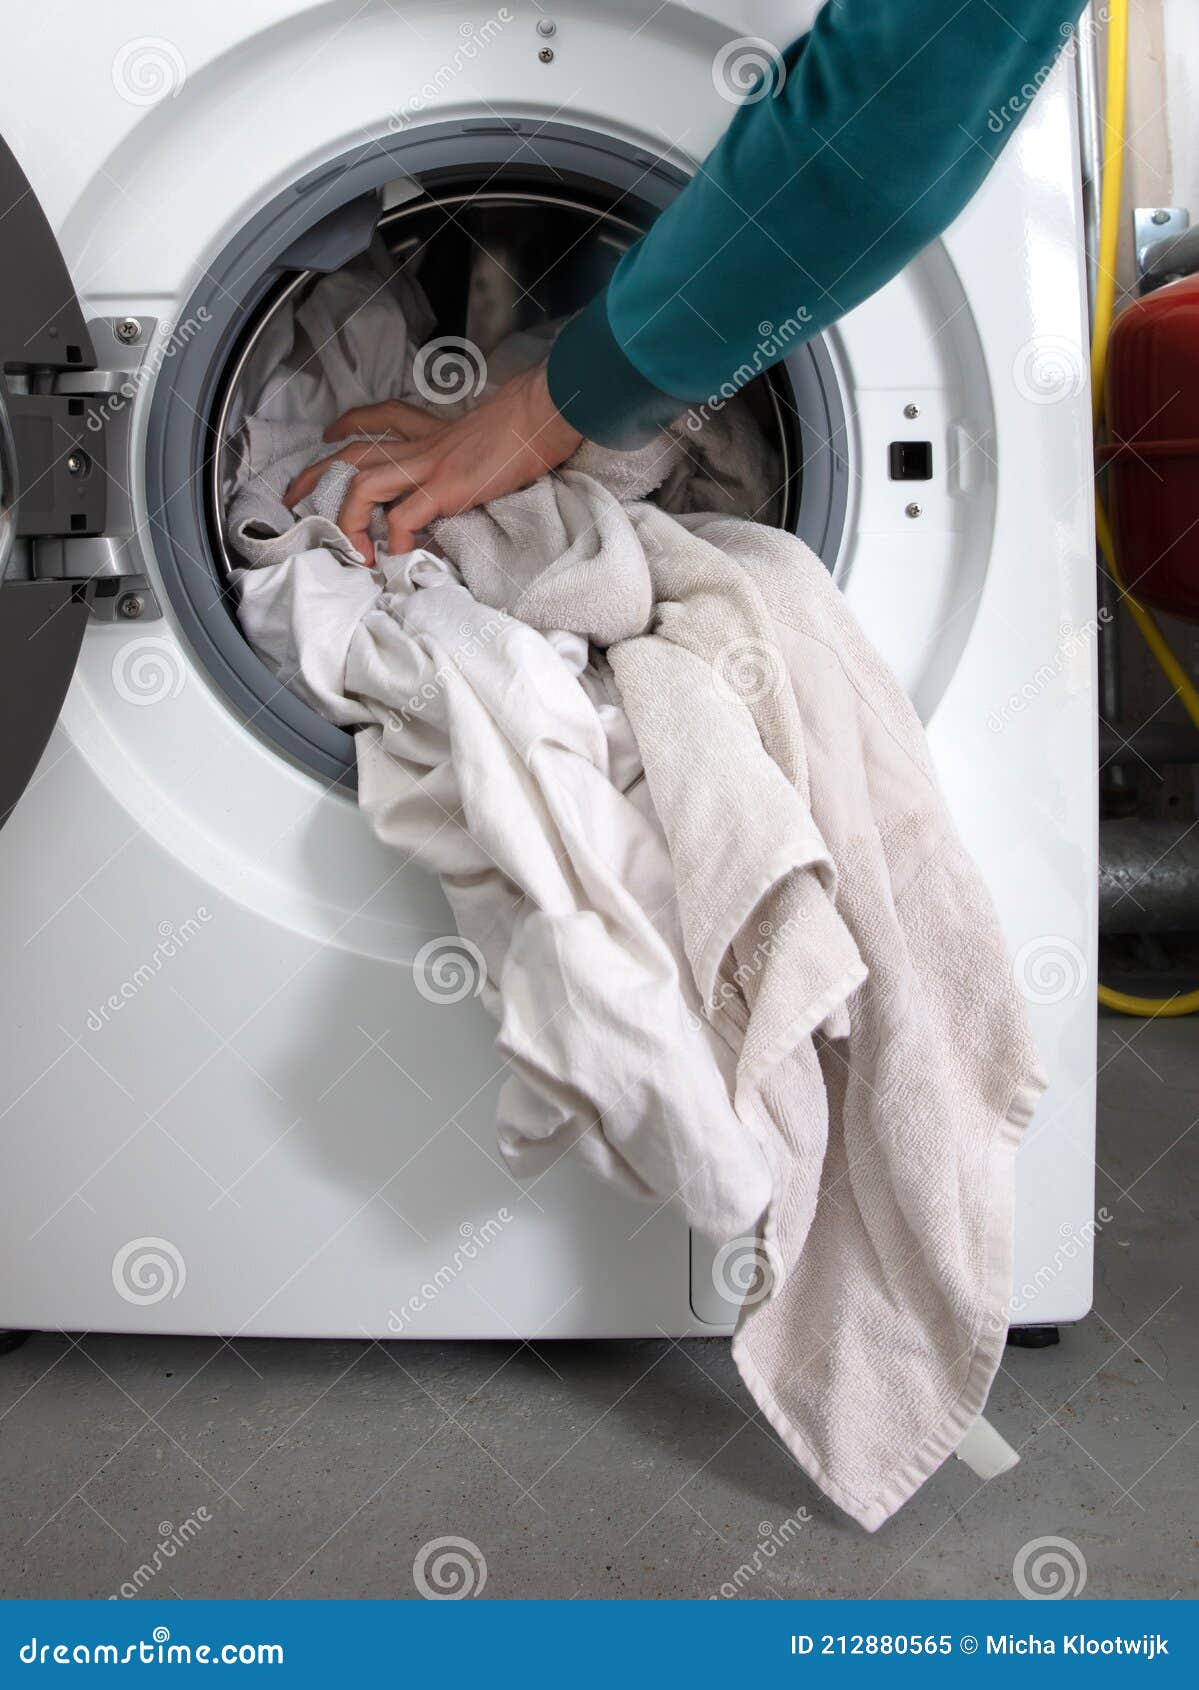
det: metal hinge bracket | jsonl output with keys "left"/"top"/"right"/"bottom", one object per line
{"left": 15, "top": 317, "right": 161, "bottom": 619}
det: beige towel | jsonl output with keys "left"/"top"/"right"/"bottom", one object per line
{"left": 228, "top": 258, "right": 1043, "bottom": 1528}
{"left": 435, "top": 468, "right": 1045, "bottom": 1532}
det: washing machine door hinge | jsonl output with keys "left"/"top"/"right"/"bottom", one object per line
{"left": 13, "top": 326, "right": 161, "bottom": 621}
{"left": 0, "top": 134, "right": 158, "bottom": 832}
{"left": 4, "top": 390, "right": 159, "bottom": 615}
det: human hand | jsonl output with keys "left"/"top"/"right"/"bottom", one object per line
{"left": 283, "top": 360, "right": 582, "bottom": 563}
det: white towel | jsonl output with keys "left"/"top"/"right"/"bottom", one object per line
{"left": 237, "top": 546, "right": 774, "bottom": 1242}
{"left": 435, "top": 482, "right": 1046, "bottom": 1531}
{"left": 229, "top": 261, "right": 1044, "bottom": 1531}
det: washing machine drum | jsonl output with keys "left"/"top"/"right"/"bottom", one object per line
{"left": 209, "top": 184, "right": 795, "bottom": 586}
{"left": 4, "top": 123, "right": 848, "bottom": 797}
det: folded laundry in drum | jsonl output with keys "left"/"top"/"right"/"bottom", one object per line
{"left": 225, "top": 254, "right": 1044, "bottom": 1533}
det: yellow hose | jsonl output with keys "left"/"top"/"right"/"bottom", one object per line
{"left": 1093, "top": 0, "right": 1199, "bottom": 1016}
{"left": 1090, "top": 0, "right": 1127, "bottom": 426}
{"left": 1095, "top": 503, "right": 1199, "bottom": 730}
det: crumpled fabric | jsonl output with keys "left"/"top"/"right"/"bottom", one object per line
{"left": 228, "top": 253, "right": 1044, "bottom": 1534}
{"left": 237, "top": 544, "right": 773, "bottom": 1241}
{"left": 224, "top": 256, "right": 782, "bottom": 576}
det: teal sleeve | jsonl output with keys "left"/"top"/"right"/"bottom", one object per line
{"left": 547, "top": 1, "right": 1084, "bottom": 446}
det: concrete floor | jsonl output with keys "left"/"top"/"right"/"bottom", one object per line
{"left": 1, "top": 1012, "right": 1195, "bottom": 1602}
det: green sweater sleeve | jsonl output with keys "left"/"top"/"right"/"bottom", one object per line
{"left": 547, "top": 1, "right": 1084, "bottom": 446}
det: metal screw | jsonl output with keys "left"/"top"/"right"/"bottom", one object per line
{"left": 903, "top": 402, "right": 920, "bottom": 419}
{"left": 115, "top": 317, "right": 142, "bottom": 344}
{"left": 536, "top": 17, "right": 556, "bottom": 35}
{"left": 66, "top": 452, "right": 88, "bottom": 477}
{"left": 905, "top": 502, "right": 923, "bottom": 519}
{"left": 118, "top": 593, "right": 145, "bottom": 620}
{"left": 1152, "top": 208, "right": 1171, "bottom": 225}
{"left": 538, "top": 46, "right": 554, "bottom": 62}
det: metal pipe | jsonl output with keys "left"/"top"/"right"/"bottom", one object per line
{"left": 1075, "top": 6, "right": 1125, "bottom": 761}
{"left": 1100, "top": 819, "right": 1199, "bottom": 932}
{"left": 1075, "top": 5, "right": 1104, "bottom": 319}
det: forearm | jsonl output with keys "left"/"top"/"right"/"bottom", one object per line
{"left": 548, "top": 0, "right": 1084, "bottom": 445}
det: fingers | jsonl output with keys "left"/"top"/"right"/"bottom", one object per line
{"left": 386, "top": 487, "right": 443, "bottom": 555}
{"left": 283, "top": 457, "right": 332, "bottom": 507}
{"left": 337, "top": 458, "right": 432, "bottom": 553}
{"left": 323, "top": 400, "right": 442, "bottom": 444}
{"left": 284, "top": 440, "right": 422, "bottom": 508}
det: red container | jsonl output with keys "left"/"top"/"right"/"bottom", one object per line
{"left": 1102, "top": 273, "right": 1199, "bottom": 621}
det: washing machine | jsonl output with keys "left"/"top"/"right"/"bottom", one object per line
{"left": 0, "top": 0, "right": 1096, "bottom": 1342}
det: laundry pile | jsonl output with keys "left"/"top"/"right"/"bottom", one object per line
{"left": 227, "top": 256, "right": 1045, "bottom": 1532}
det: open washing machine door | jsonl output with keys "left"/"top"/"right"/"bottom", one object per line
{"left": 0, "top": 138, "right": 100, "bottom": 830}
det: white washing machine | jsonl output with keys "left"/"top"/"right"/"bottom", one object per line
{"left": 0, "top": 1, "right": 1096, "bottom": 1342}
